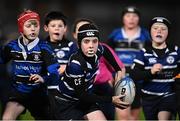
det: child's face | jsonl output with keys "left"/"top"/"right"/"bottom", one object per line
{"left": 123, "top": 13, "right": 139, "bottom": 29}
{"left": 44, "top": 20, "right": 67, "bottom": 42}
{"left": 151, "top": 23, "right": 168, "bottom": 44}
{"left": 23, "top": 19, "right": 40, "bottom": 40}
{"left": 81, "top": 37, "right": 99, "bottom": 57}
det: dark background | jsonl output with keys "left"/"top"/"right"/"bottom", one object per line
{"left": 0, "top": 0, "right": 179, "bottom": 45}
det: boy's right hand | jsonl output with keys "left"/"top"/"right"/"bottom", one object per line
{"left": 151, "top": 63, "right": 162, "bottom": 75}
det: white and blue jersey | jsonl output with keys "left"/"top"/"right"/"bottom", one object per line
{"left": 108, "top": 27, "right": 150, "bottom": 68}
{"left": 46, "top": 37, "right": 78, "bottom": 88}
{"left": 57, "top": 44, "right": 121, "bottom": 102}
{"left": 1, "top": 37, "right": 59, "bottom": 93}
{"left": 132, "top": 44, "right": 180, "bottom": 96}
{"left": 47, "top": 37, "right": 78, "bottom": 65}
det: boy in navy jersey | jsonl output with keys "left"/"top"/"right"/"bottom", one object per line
{"left": 72, "top": 18, "right": 126, "bottom": 120}
{"left": 52, "top": 23, "right": 129, "bottom": 120}
{"left": 131, "top": 17, "right": 180, "bottom": 120}
{"left": 43, "top": 11, "right": 78, "bottom": 119}
{"left": 1, "top": 10, "right": 59, "bottom": 120}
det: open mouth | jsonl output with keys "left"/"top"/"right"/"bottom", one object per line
{"left": 30, "top": 33, "right": 36, "bottom": 37}
{"left": 54, "top": 33, "right": 60, "bottom": 36}
{"left": 156, "top": 35, "right": 162, "bottom": 38}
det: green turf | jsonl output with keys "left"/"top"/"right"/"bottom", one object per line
{"left": 18, "top": 110, "right": 34, "bottom": 120}
{"left": 0, "top": 102, "right": 179, "bottom": 120}
{"left": 140, "top": 108, "right": 145, "bottom": 120}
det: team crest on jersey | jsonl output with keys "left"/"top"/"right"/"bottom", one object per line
{"left": 148, "top": 58, "right": 157, "bottom": 64}
{"left": 34, "top": 54, "right": 40, "bottom": 61}
{"left": 166, "top": 56, "right": 174, "bottom": 64}
{"left": 57, "top": 51, "right": 65, "bottom": 58}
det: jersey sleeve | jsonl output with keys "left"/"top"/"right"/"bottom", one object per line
{"left": 69, "top": 41, "right": 78, "bottom": 54}
{"left": 40, "top": 43, "right": 60, "bottom": 84}
{"left": 102, "top": 43, "right": 124, "bottom": 69}
{"left": 130, "top": 49, "right": 155, "bottom": 81}
{"left": 101, "top": 44, "right": 122, "bottom": 72}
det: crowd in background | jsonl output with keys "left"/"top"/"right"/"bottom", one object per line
{"left": 0, "top": 0, "right": 179, "bottom": 46}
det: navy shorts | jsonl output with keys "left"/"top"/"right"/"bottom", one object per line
{"left": 48, "top": 90, "right": 100, "bottom": 120}
{"left": 142, "top": 93, "right": 176, "bottom": 120}
{"left": 7, "top": 85, "right": 50, "bottom": 120}
{"left": 94, "top": 82, "right": 115, "bottom": 120}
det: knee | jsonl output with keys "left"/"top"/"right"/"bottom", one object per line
{"left": 2, "top": 112, "right": 14, "bottom": 120}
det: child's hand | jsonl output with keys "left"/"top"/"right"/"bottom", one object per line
{"left": 151, "top": 63, "right": 162, "bottom": 74}
{"left": 58, "top": 65, "right": 66, "bottom": 74}
{"left": 29, "top": 74, "right": 44, "bottom": 83}
{"left": 112, "top": 95, "right": 130, "bottom": 109}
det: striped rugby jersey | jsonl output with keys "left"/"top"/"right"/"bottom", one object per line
{"left": 1, "top": 37, "right": 59, "bottom": 93}
{"left": 133, "top": 44, "right": 180, "bottom": 96}
{"left": 57, "top": 44, "right": 121, "bottom": 101}
{"left": 108, "top": 27, "right": 150, "bottom": 67}
{"left": 46, "top": 37, "right": 78, "bottom": 89}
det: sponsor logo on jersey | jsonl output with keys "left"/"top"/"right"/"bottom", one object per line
{"left": 148, "top": 58, "right": 157, "bottom": 64}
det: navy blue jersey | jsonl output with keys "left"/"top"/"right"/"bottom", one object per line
{"left": 108, "top": 27, "right": 150, "bottom": 67}
{"left": 47, "top": 38, "right": 78, "bottom": 65}
{"left": 132, "top": 44, "right": 180, "bottom": 96}
{"left": 1, "top": 37, "right": 59, "bottom": 93}
{"left": 46, "top": 37, "right": 78, "bottom": 88}
{"left": 58, "top": 44, "right": 121, "bottom": 102}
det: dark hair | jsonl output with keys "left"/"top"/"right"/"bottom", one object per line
{"left": 149, "top": 16, "right": 171, "bottom": 29}
{"left": 44, "top": 11, "right": 67, "bottom": 26}
{"left": 72, "top": 18, "right": 94, "bottom": 33}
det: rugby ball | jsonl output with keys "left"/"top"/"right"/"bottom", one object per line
{"left": 114, "top": 76, "right": 136, "bottom": 104}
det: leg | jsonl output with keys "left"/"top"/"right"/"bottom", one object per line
{"left": 130, "top": 107, "right": 141, "bottom": 120}
{"left": 158, "top": 111, "right": 171, "bottom": 120}
{"left": 2, "top": 101, "right": 25, "bottom": 120}
{"left": 130, "top": 81, "right": 142, "bottom": 120}
{"left": 158, "top": 94, "right": 177, "bottom": 120}
{"left": 115, "top": 107, "right": 131, "bottom": 121}
{"left": 142, "top": 98, "right": 158, "bottom": 120}
{"left": 84, "top": 110, "right": 107, "bottom": 120}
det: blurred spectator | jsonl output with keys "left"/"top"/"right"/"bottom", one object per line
{"left": 107, "top": 6, "right": 150, "bottom": 120}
